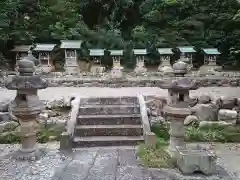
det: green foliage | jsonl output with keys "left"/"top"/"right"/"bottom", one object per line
{"left": 151, "top": 123, "right": 240, "bottom": 143}
{"left": 137, "top": 143, "right": 173, "bottom": 168}
{"left": 0, "top": 0, "right": 240, "bottom": 67}
{"left": 0, "top": 126, "right": 63, "bottom": 144}
{"left": 0, "top": 132, "right": 21, "bottom": 144}
{"left": 37, "top": 127, "right": 63, "bottom": 143}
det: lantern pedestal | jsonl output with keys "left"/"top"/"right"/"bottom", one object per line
{"left": 164, "top": 104, "right": 191, "bottom": 155}
{"left": 111, "top": 67, "right": 123, "bottom": 78}
{"left": 134, "top": 60, "right": 147, "bottom": 74}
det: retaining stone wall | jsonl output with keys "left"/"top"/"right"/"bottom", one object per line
{"left": 0, "top": 76, "right": 239, "bottom": 87}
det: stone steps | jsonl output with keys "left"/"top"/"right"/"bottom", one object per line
{"left": 79, "top": 104, "right": 140, "bottom": 115}
{"left": 80, "top": 97, "right": 138, "bottom": 105}
{"left": 75, "top": 124, "right": 143, "bottom": 136}
{"left": 73, "top": 136, "right": 144, "bottom": 147}
{"left": 77, "top": 114, "right": 142, "bottom": 125}
{"left": 72, "top": 96, "right": 144, "bottom": 147}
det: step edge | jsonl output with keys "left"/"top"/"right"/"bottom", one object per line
{"left": 79, "top": 104, "right": 140, "bottom": 108}
{"left": 78, "top": 114, "right": 141, "bottom": 118}
{"left": 75, "top": 124, "right": 143, "bottom": 129}
{"left": 73, "top": 136, "right": 144, "bottom": 142}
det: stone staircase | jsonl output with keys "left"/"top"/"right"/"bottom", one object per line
{"left": 72, "top": 97, "right": 144, "bottom": 147}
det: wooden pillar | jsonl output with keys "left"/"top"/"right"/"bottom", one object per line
{"left": 74, "top": 49, "right": 77, "bottom": 64}
{"left": 47, "top": 53, "right": 50, "bottom": 66}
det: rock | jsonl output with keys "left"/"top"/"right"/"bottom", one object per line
{"left": 56, "top": 119, "right": 67, "bottom": 126}
{"left": 0, "top": 112, "right": 10, "bottom": 122}
{"left": 237, "top": 98, "right": 240, "bottom": 109}
{"left": 150, "top": 116, "right": 165, "bottom": 126}
{"left": 39, "top": 113, "right": 49, "bottom": 119}
{"left": 184, "top": 115, "right": 198, "bottom": 126}
{"left": 218, "top": 109, "right": 238, "bottom": 124}
{"left": 147, "top": 108, "right": 151, "bottom": 116}
{"left": 146, "top": 97, "right": 167, "bottom": 116}
{"left": 45, "top": 97, "right": 71, "bottom": 110}
{"left": 0, "top": 101, "right": 9, "bottom": 112}
{"left": 0, "top": 121, "right": 19, "bottom": 133}
{"left": 198, "top": 95, "right": 211, "bottom": 104}
{"left": 191, "top": 103, "right": 218, "bottom": 121}
{"left": 42, "top": 110, "right": 61, "bottom": 117}
{"left": 151, "top": 110, "right": 158, "bottom": 117}
{"left": 49, "top": 136, "right": 58, "bottom": 141}
{"left": 216, "top": 96, "right": 237, "bottom": 109}
{"left": 199, "top": 121, "right": 232, "bottom": 128}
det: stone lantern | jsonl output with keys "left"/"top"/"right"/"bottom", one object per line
{"left": 172, "top": 60, "right": 188, "bottom": 77}
{"left": 160, "top": 61, "right": 198, "bottom": 155}
{"left": 5, "top": 56, "right": 48, "bottom": 160}
{"left": 16, "top": 51, "right": 40, "bottom": 73}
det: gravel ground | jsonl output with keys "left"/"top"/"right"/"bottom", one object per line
{"left": 0, "top": 143, "right": 239, "bottom": 180}
{"left": 1, "top": 87, "right": 240, "bottom": 102}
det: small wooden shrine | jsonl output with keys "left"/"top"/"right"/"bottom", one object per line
{"left": 33, "top": 44, "right": 56, "bottom": 67}
{"left": 133, "top": 49, "right": 147, "bottom": 74}
{"left": 198, "top": 48, "right": 221, "bottom": 76}
{"left": 109, "top": 50, "right": 123, "bottom": 68}
{"left": 202, "top": 48, "right": 220, "bottom": 66}
{"left": 177, "top": 46, "right": 196, "bottom": 67}
{"left": 89, "top": 49, "right": 105, "bottom": 74}
{"left": 60, "top": 40, "right": 82, "bottom": 73}
{"left": 109, "top": 50, "right": 124, "bottom": 78}
{"left": 158, "top": 48, "right": 173, "bottom": 67}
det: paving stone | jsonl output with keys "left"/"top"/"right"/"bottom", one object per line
{"left": 116, "top": 166, "right": 152, "bottom": 180}
{"left": 117, "top": 149, "right": 140, "bottom": 166}
{"left": 85, "top": 149, "right": 118, "bottom": 180}
{"left": 0, "top": 144, "right": 238, "bottom": 180}
{"left": 64, "top": 162, "right": 92, "bottom": 175}
{"left": 72, "top": 149, "right": 97, "bottom": 165}
{"left": 59, "top": 172, "right": 87, "bottom": 180}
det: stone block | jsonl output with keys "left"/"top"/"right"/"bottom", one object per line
{"left": 218, "top": 109, "right": 238, "bottom": 124}
{"left": 60, "top": 132, "right": 72, "bottom": 151}
{"left": 176, "top": 145, "right": 217, "bottom": 175}
{"left": 144, "top": 132, "right": 156, "bottom": 148}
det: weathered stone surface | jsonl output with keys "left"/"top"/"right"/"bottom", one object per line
{"left": 184, "top": 115, "right": 198, "bottom": 126}
{"left": 0, "top": 145, "right": 237, "bottom": 180}
{"left": 217, "top": 97, "right": 237, "bottom": 109}
{"left": 150, "top": 116, "right": 165, "bottom": 126}
{"left": 0, "top": 100, "right": 9, "bottom": 112}
{"left": 198, "top": 95, "right": 212, "bottom": 104}
{"left": 145, "top": 132, "right": 156, "bottom": 148}
{"left": 199, "top": 121, "right": 232, "bottom": 128}
{"left": 192, "top": 103, "right": 218, "bottom": 121}
{"left": 2, "top": 75, "right": 240, "bottom": 88}
{"left": 218, "top": 109, "right": 238, "bottom": 124}
{"left": 0, "top": 112, "right": 11, "bottom": 122}
{"left": 176, "top": 145, "right": 217, "bottom": 175}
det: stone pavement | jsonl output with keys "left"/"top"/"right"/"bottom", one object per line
{"left": 1, "top": 87, "right": 240, "bottom": 102}
{"left": 0, "top": 143, "right": 238, "bottom": 180}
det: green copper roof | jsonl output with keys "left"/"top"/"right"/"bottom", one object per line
{"left": 177, "top": 46, "right": 196, "bottom": 53}
{"left": 133, "top": 49, "right": 147, "bottom": 55}
{"left": 202, "top": 48, "right": 220, "bottom": 55}
{"left": 157, "top": 48, "right": 173, "bottom": 55}
{"left": 89, "top": 49, "right": 105, "bottom": 56}
{"left": 11, "top": 45, "right": 32, "bottom": 52}
{"left": 109, "top": 50, "right": 123, "bottom": 56}
{"left": 34, "top": 44, "right": 56, "bottom": 51}
{"left": 60, "top": 40, "right": 82, "bottom": 49}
